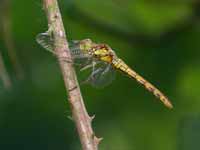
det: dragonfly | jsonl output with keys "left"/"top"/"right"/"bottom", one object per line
{"left": 36, "top": 31, "right": 173, "bottom": 109}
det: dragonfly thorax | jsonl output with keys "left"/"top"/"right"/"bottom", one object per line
{"left": 91, "top": 44, "right": 116, "bottom": 63}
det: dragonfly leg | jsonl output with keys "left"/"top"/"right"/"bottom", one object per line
{"left": 80, "top": 64, "right": 93, "bottom": 71}
{"left": 80, "top": 67, "right": 103, "bottom": 85}
{"left": 102, "top": 64, "right": 111, "bottom": 74}
{"left": 91, "top": 68, "right": 103, "bottom": 76}
{"left": 92, "top": 61, "right": 97, "bottom": 72}
{"left": 80, "top": 61, "right": 97, "bottom": 71}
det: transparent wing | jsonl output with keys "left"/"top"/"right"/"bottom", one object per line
{"left": 36, "top": 32, "right": 91, "bottom": 65}
{"left": 36, "top": 32, "right": 54, "bottom": 53}
{"left": 83, "top": 62, "right": 116, "bottom": 88}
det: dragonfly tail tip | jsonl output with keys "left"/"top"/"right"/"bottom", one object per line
{"left": 165, "top": 101, "right": 173, "bottom": 109}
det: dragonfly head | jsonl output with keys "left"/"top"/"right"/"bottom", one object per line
{"left": 79, "top": 39, "right": 93, "bottom": 52}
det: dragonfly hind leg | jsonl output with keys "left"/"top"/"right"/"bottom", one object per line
{"left": 80, "top": 63, "right": 115, "bottom": 88}
{"left": 80, "top": 61, "right": 101, "bottom": 85}
{"left": 80, "top": 67, "right": 103, "bottom": 86}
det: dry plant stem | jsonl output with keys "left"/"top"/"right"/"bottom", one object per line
{"left": 42, "top": 0, "right": 100, "bottom": 149}
{"left": 1, "top": 0, "right": 24, "bottom": 80}
{"left": 0, "top": 51, "right": 12, "bottom": 89}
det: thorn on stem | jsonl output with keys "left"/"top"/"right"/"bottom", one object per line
{"left": 89, "top": 114, "right": 95, "bottom": 123}
{"left": 94, "top": 136, "right": 103, "bottom": 145}
{"left": 67, "top": 115, "right": 74, "bottom": 121}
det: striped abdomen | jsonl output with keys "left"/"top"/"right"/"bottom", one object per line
{"left": 112, "top": 58, "right": 173, "bottom": 109}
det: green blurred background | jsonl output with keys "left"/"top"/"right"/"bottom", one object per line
{"left": 0, "top": 0, "right": 200, "bottom": 150}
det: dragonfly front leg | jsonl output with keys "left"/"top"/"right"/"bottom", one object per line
{"left": 80, "top": 61, "right": 101, "bottom": 84}
{"left": 80, "top": 68, "right": 103, "bottom": 85}
{"left": 80, "top": 61, "right": 97, "bottom": 71}
{"left": 102, "top": 64, "right": 111, "bottom": 75}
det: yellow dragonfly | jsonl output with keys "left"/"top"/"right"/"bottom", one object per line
{"left": 36, "top": 32, "right": 173, "bottom": 109}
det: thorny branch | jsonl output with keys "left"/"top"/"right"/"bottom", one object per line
{"left": 42, "top": 0, "right": 101, "bottom": 149}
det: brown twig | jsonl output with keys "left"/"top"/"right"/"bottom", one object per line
{"left": 42, "top": 0, "right": 101, "bottom": 149}
{"left": 0, "top": 51, "right": 12, "bottom": 89}
{"left": 1, "top": 0, "right": 24, "bottom": 80}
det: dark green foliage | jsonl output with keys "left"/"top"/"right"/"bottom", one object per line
{"left": 0, "top": 0, "right": 200, "bottom": 150}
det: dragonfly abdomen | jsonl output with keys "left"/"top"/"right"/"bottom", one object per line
{"left": 112, "top": 58, "right": 173, "bottom": 109}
